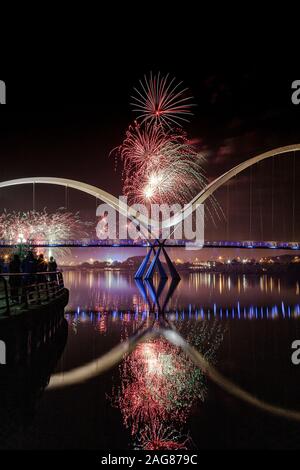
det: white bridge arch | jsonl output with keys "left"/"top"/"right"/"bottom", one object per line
{"left": 0, "top": 143, "right": 299, "bottom": 232}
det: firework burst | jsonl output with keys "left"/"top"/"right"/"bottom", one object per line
{"left": 133, "top": 141, "right": 207, "bottom": 206}
{"left": 0, "top": 209, "right": 88, "bottom": 244}
{"left": 131, "top": 72, "right": 195, "bottom": 128}
{"left": 113, "top": 71, "right": 224, "bottom": 225}
{"left": 117, "top": 122, "right": 207, "bottom": 205}
{"left": 119, "top": 122, "right": 169, "bottom": 179}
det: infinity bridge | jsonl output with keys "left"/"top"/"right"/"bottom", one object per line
{"left": 0, "top": 143, "right": 299, "bottom": 232}
{"left": 0, "top": 143, "right": 299, "bottom": 279}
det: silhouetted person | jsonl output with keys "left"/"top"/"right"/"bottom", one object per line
{"left": 9, "top": 254, "right": 21, "bottom": 303}
{"left": 48, "top": 256, "right": 57, "bottom": 281}
{"left": 22, "top": 251, "right": 37, "bottom": 273}
{"left": 37, "top": 254, "right": 48, "bottom": 283}
{"left": 22, "top": 251, "right": 37, "bottom": 283}
{"left": 0, "top": 256, "right": 4, "bottom": 273}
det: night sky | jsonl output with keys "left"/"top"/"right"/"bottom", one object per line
{"left": 1, "top": 52, "right": 300, "bottom": 262}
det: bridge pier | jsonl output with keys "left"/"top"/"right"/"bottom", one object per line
{"left": 134, "top": 241, "right": 181, "bottom": 281}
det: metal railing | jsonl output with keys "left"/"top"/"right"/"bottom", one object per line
{"left": 0, "top": 276, "right": 10, "bottom": 316}
{"left": 0, "top": 271, "right": 65, "bottom": 317}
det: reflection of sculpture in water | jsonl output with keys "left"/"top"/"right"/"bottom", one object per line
{"left": 112, "top": 318, "right": 224, "bottom": 449}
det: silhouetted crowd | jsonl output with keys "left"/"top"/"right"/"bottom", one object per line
{"left": 0, "top": 252, "right": 58, "bottom": 304}
{"left": 0, "top": 252, "right": 57, "bottom": 274}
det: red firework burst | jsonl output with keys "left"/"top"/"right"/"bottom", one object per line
{"left": 131, "top": 72, "right": 195, "bottom": 128}
{"left": 115, "top": 122, "right": 206, "bottom": 205}
{"left": 119, "top": 122, "right": 170, "bottom": 175}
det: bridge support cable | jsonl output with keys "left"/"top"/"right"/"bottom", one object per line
{"left": 281, "top": 157, "right": 287, "bottom": 241}
{"left": 292, "top": 151, "right": 296, "bottom": 241}
{"left": 249, "top": 167, "right": 252, "bottom": 240}
{"left": 271, "top": 156, "right": 274, "bottom": 237}
{"left": 259, "top": 163, "right": 264, "bottom": 241}
{"left": 226, "top": 182, "right": 230, "bottom": 241}
{"left": 32, "top": 182, "right": 36, "bottom": 211}
{"left": 65, "top": 185, "right": 69, "bottom": 210}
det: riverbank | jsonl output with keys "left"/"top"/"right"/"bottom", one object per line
{"left": 60, "top": 263, "right": 300, "bottom": 277}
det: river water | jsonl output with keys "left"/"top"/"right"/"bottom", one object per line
{"left": 1, "top": 269, "right": 300, "bottom": 450}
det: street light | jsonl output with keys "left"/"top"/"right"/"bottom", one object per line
{"left": 17, "top": 233, "right": 28, "bottom": 258}
{"left": 17, "top": 234, "right": 27, "bottom": 244}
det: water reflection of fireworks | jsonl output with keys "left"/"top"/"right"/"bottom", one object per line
{"left": 111, "top": 319, "right": 224, "bottom": 449}
{"left": 135, "top": 424, "right": 191, "bottom": 451}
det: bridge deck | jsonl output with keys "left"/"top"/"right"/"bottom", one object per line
{"left": 0, "top": 241, "right": 299, "bottom": 250}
